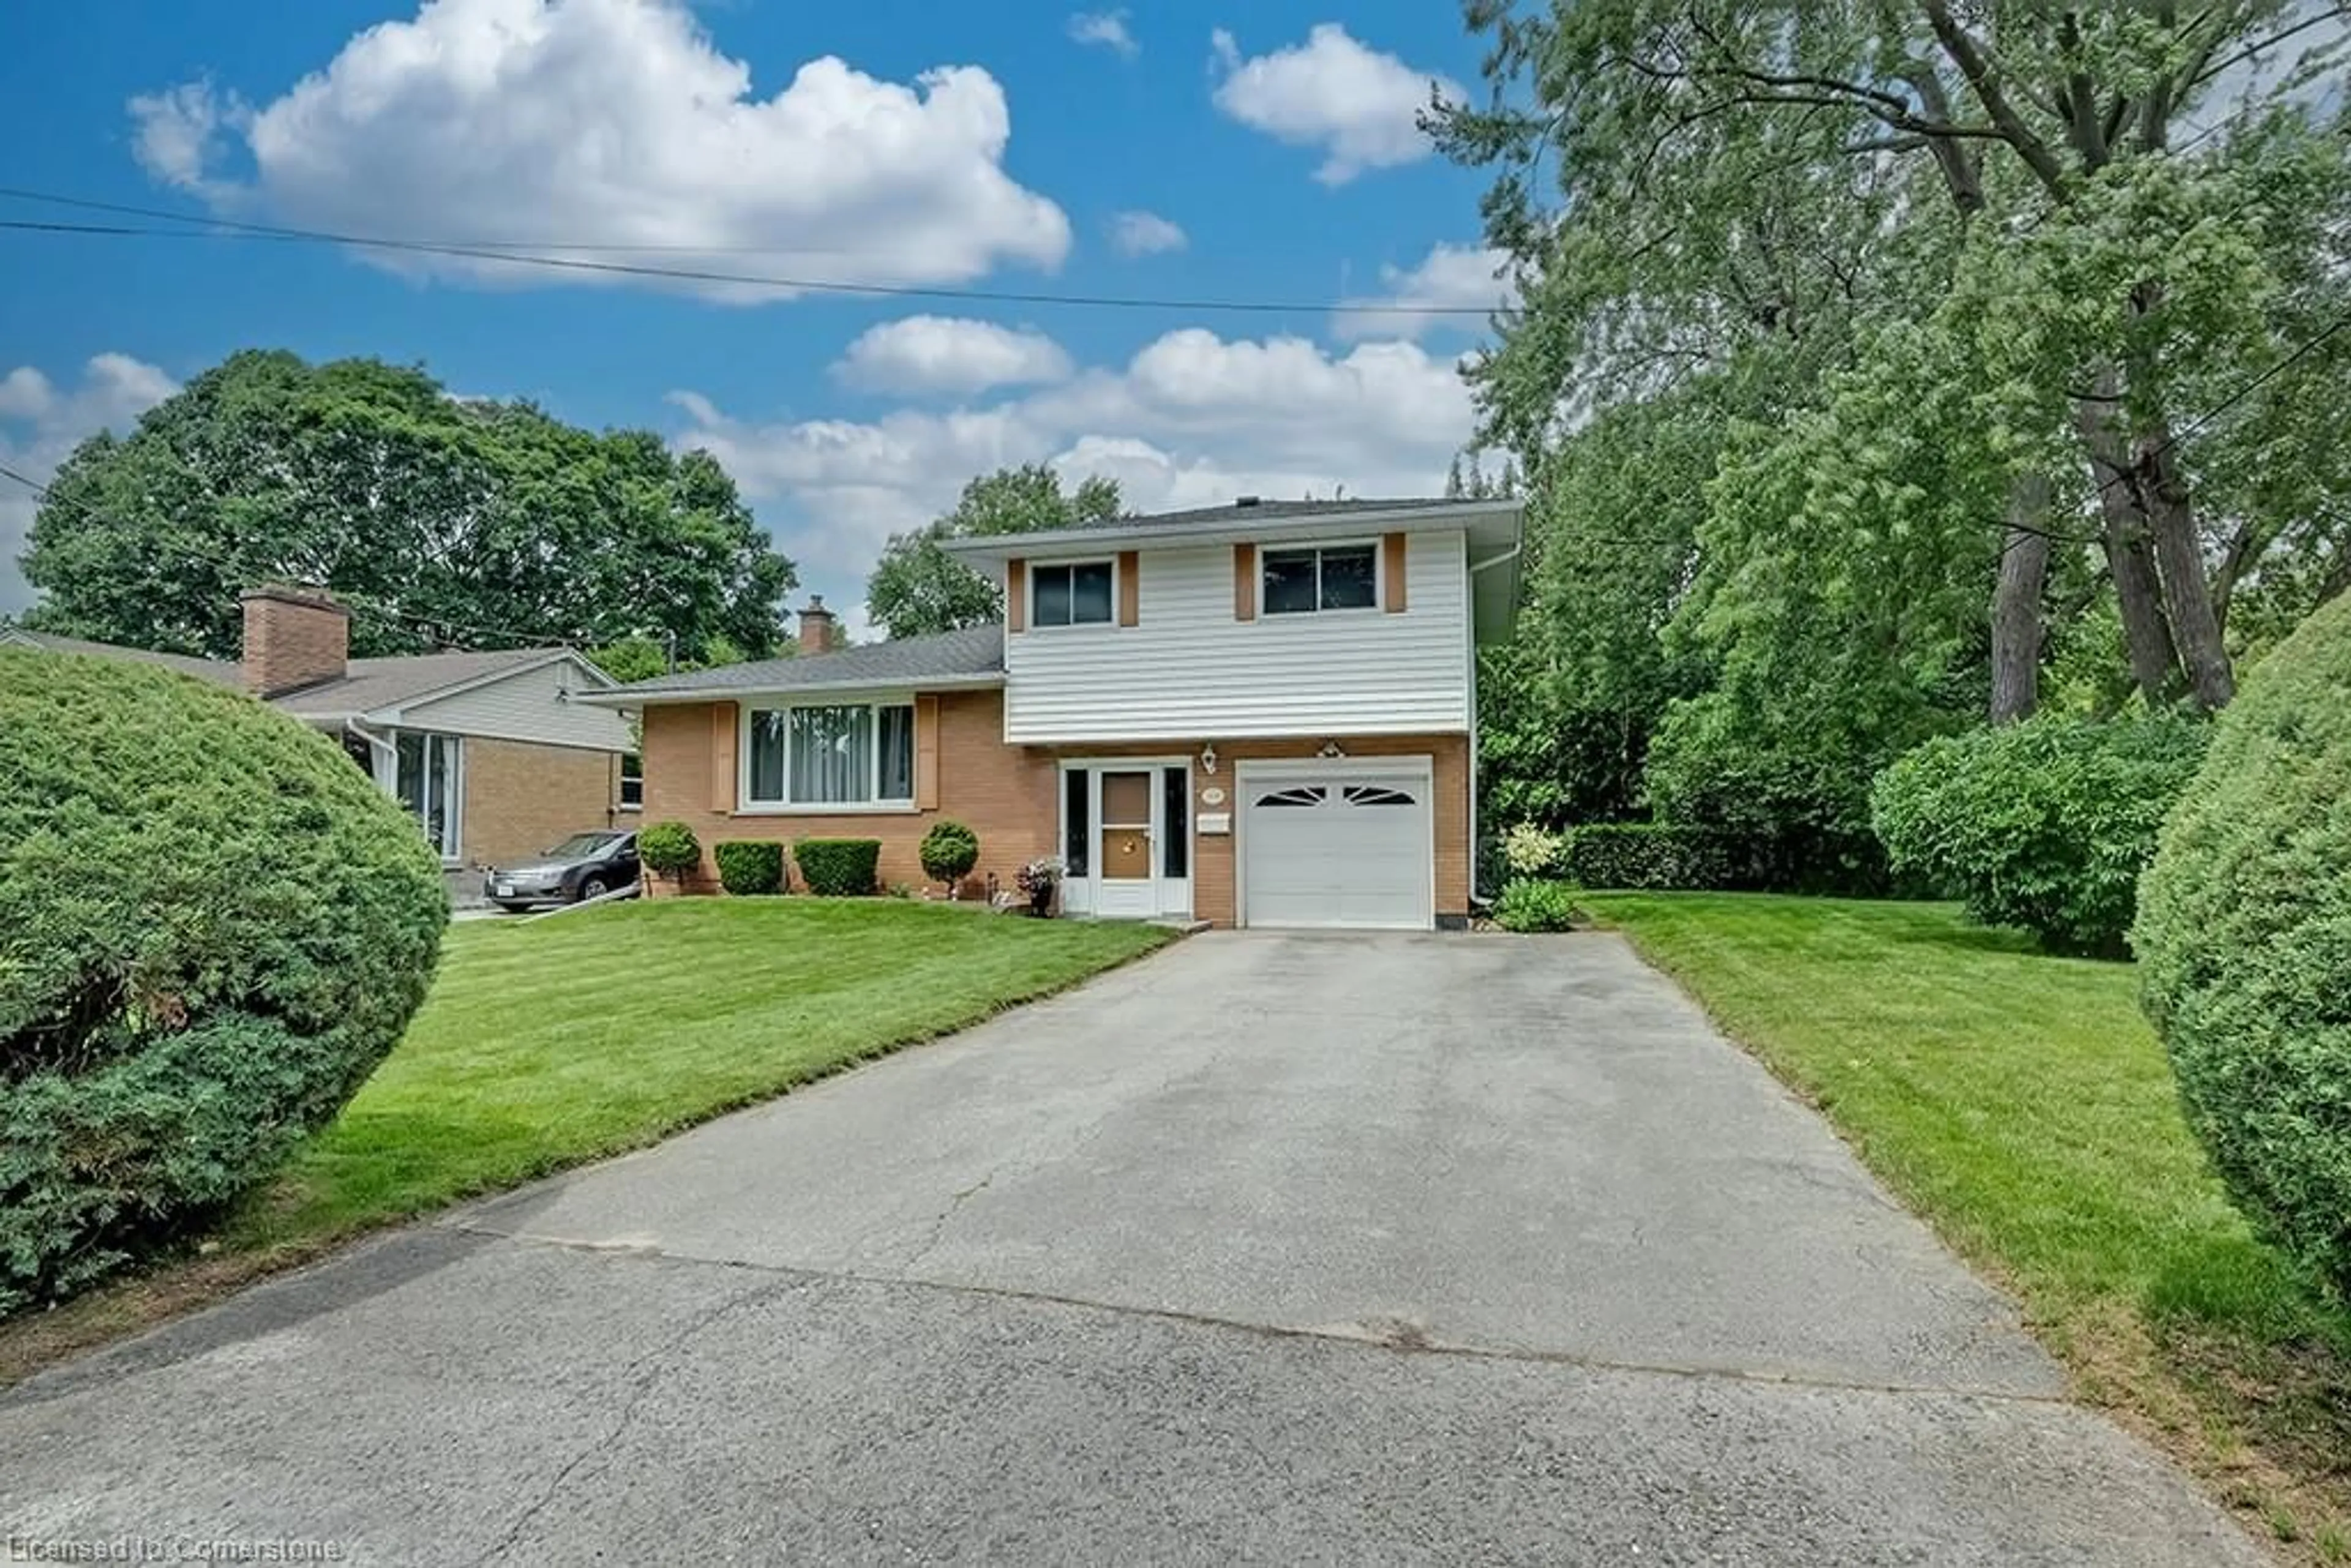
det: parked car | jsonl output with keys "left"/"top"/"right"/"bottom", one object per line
{"left": 483, "top": 830, "right": 639, "bottom": 912}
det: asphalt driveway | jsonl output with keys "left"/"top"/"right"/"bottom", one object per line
{"left": 1, "top": 932, "right": 2261, "bottom": 1565}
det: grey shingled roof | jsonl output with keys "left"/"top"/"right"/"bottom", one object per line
{"left": 0, "top": 629, "right": 242, "bottom": 686}
{"left": 268, "top": 648, "right": 574, "bottom": 716}
{"left": 613, "top": 624, "right": 1005, "bottom": 697}
{"left": 2, "top": 629, "right": 582, "bottom": 716}
{"left": 1074, "top": 497, "right": 1468, "bottom": 531}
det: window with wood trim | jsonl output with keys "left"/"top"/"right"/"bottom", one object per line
{"left": 1030, "top": 561, "right": 1115, "bottom": 626}
{"left": 1262, "top": 543, "right": 1378, "bottom": 614}
{"left": 744, "top": 702, "right": 915, "bottom": 807}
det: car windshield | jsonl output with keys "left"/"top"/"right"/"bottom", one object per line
{"left": 544, "top": 833, "right": 620, "bottom": 859}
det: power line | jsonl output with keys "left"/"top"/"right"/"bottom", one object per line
{"left": 0, "top": 186, "right": 1511, "bottom": 319}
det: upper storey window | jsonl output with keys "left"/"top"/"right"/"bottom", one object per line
{"left": 1262, "top": 544, "right": 1377, "bottom": 614}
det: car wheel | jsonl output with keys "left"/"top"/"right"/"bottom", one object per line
{"left": 578, "top": 876, "right": 610, "bottom": 902}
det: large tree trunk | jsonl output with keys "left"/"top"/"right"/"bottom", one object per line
{"left": 2140, "top": 430, "right": 2236, "bottom": 710}
{"left": 1990, "top": 473, "right": 2052, "bottom": 723}
{"left": 2074, "top": 393, "right": 2181, "bottom": 705}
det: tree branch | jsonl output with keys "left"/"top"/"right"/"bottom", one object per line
{"left": 1918, "top": 0, "right": 2073, "bottom": 198}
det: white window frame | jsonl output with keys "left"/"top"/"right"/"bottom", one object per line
{"left": 738, "top": 696, "right": 918, "bottom": 815}
{"left": 618, "top": 751, "right": 644, "bottom": 812}
{"left": 1027, "top": 558, "right": 1119, "bottom": 630}
{"left": 391, "top": 729, "right": 465, "bottom": 865}
{"left": 1258, "top": 538, "right": 1382, "bottom": 617}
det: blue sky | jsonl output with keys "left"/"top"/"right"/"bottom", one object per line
{"left": 0, "top": 0, "right": 1513, "bottom": 631}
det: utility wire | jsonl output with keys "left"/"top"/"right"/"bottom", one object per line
{"left": 0, "top": 186, "right": 1511, "bottom": 319}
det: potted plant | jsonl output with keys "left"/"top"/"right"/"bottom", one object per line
{"left": 1015, "top": 855, "right": 1064, "bottom": 918}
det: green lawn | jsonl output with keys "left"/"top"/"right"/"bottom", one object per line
{"left": 228, "top": 898, "right": 1171, "bottom": 1247}
{"left": 2, "top": 898, "right": 1166, "bottom": 1382}
{"left": 1586, "top": 893, "right": 2351, "bottom": 1559}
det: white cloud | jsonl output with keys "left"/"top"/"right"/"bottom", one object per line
{"left": 1067, "top": 10, "right": 1139, "bottom": 59}
{"left": 1334, "top": 242, "right": 1516, "bottom": 340}
{"left": 129, "top": 0, "right": 1070, "bottom": 302}
{"left": 1108, "top": 210, "right": 1188, "bottom": 257}
{"left": 1, "top": 354, "right": 180, "bottom": 614}
{"left": 669, "top": 328, "right": 1475, "bottom": 600}
{"left": 1209, "top": 23, "right": 1461, "bottom": 184}
{"left": 833, "top": 317, "right": 1075, "bottom": 396}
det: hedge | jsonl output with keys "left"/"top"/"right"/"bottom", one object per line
{"left": 1, "top": 650, "right": 447, "bottom": 1314}
{"left": 1556, "top": 823, "right": 1747, "bottom": 891}
{"left": 713, "top": 840, "right": 785, "bottom": 896}
{"left": 793, "top": 838, "right": 882, "bottom": 896}
{"left": 2135, "top": 596, "right": 2351, "bottom": 1298}
{"left": 1872, "top": 714, "right": 2208, "bottom": 956}
{"left": 637, "top": 820, "right": 702, "bottom": 883}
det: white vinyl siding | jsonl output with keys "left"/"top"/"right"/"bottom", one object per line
{"left": 1003, "top": 531, "right": 1471, "bottom": 743}
{"left": 394, "top": 657, "right": 632, "bottom": 753}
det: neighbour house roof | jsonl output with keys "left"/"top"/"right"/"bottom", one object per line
{"left": 590, "top": 625, "right": 1006, "bottom": 705}
{"left": 0, "top": 628, "right": 243, "bottom": 686}
{"left": 1, "top": 628, "right": 601, "bottom": 723}
{"left": 268, "top": 648, "right": 585, "bottom": 719}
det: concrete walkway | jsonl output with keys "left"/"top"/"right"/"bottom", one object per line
{"left": 1, "top": 933, "right": 2262, "bottom": 1565}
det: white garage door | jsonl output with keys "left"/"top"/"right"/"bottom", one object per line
{"left": 1241, "top": 767, "right": 1433, "bottom": 930}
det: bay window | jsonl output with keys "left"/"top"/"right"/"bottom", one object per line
{"left": 744, "top": 701, "right": 916, "bottom": 808}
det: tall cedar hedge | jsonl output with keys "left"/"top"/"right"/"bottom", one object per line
{"left": 0, "top": 651, "right": 447, "bottom": 1313}
{"left": 2135, "top": 596, "right": 2351, "bottom": 1298}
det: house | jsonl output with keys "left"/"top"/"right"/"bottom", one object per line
{"left": 600, "top": 497, "right": 1523, "bottom": 929}
{"left": 2, "top": 584, "right": 636, "bottom": 871}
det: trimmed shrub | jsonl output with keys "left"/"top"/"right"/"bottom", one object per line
{"left": 918, "top": 820, "right": 981, "bottom": 893}
{"left": 2136, "top": 596, "right": 2351, "bottom": 1298}
{"left": 1493, "top": 879, "right": 1580, "bottom": 932}
{"left": 637, "top": 820, "right": 702, "bottom": 885}
{"left": 713, "top": 840, "right": 784, "bottom": 896}
{"left": 1501, "top": 822, "right": 1565, "bottom": 877}
{"left": 794, "top": 838, "right": 882, "bottom": 896}
{"left": 1558, "top": 823, "right": 1745, "bottom": 891}
{"left": 1, "top": 651, "right": 446, "bottom": 1314}
{"left": 1871, "top": 714, "right": 2208, "bottom": 956}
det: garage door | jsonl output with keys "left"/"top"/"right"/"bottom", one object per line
{"left": 1240, "top": 768, "right": 1433, "bottom": 929}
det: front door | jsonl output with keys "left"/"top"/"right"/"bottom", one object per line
{"left": 1095, "top": 767, "right": 1159, "bottom": 918}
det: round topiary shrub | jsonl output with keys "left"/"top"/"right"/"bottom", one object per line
{"left": 637, "top": 820, "right": 702, "bottom": 886}
{"left": 1870, "top": 714, "right": 2208, "bottom": 956}
{"left": 713, "top": 839, "right": 784, "bottom": 896}
{"left": 2135, "top": 596, "right": 2351, "bottom": 1299}
{"left": 918, "top": 820, "right": 980, "bottom": 895}
{"left": 1, "top": 651, "right": 448, "bottom": 1313}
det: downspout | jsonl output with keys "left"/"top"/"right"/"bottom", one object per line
{"left": 345, "top": 718, "right": 398, "bottom": 796}
{"left": 1465, "top": 544, "right": 1524, "bottom": 912}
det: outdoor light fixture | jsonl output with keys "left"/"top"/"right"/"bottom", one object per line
{"left": 1200, "top": 743, "right": 1218, "bottom": 775}
{"left": 1318, "top": 739, "right": 1347, "bottom": 759}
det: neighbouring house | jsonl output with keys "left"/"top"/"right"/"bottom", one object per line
{"left": 597, "top": 497, "right": 1523, "bottom": 929}
{"left": 2, "top": 584, "right": 636, "bottom": 872}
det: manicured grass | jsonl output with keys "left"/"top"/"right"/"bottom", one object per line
{"left": 1586, "top": 893, "right": 2351, "bottom": 1561}
{"left": 1, "top": 899, "right": 1169, "bottom": 1382}
{"left": 236, "top": 898, "right": 1171, "bottom": 1243}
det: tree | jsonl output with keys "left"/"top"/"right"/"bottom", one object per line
{"left": 1436, "top": 1, "right": 2351, "bottom": 716}
{"left": 866, "top": 465, "right": 1120, "bottom": 639}
{"left": 20, "top": 350, "right": 797, "bottom": 663}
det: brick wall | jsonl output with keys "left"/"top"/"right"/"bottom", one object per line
{"left": 240, "top": 585, "right": 348, "bottom": 697}
{"left": 460, "top": 737, "right": 620, "bottom": 869}
{"left": 638, "top": 689, "right": 1470, "bottom": 925}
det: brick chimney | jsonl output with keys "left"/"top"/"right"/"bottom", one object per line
{"left": 797, "top": 595, "right": 839, "bottom": 656}
{"left": 241, "top": 583, "right": 350, "bottom": 697}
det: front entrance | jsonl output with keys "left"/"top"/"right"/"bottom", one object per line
{"left": 1059, "top": 760, "right": 1193, "bottom": 921}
